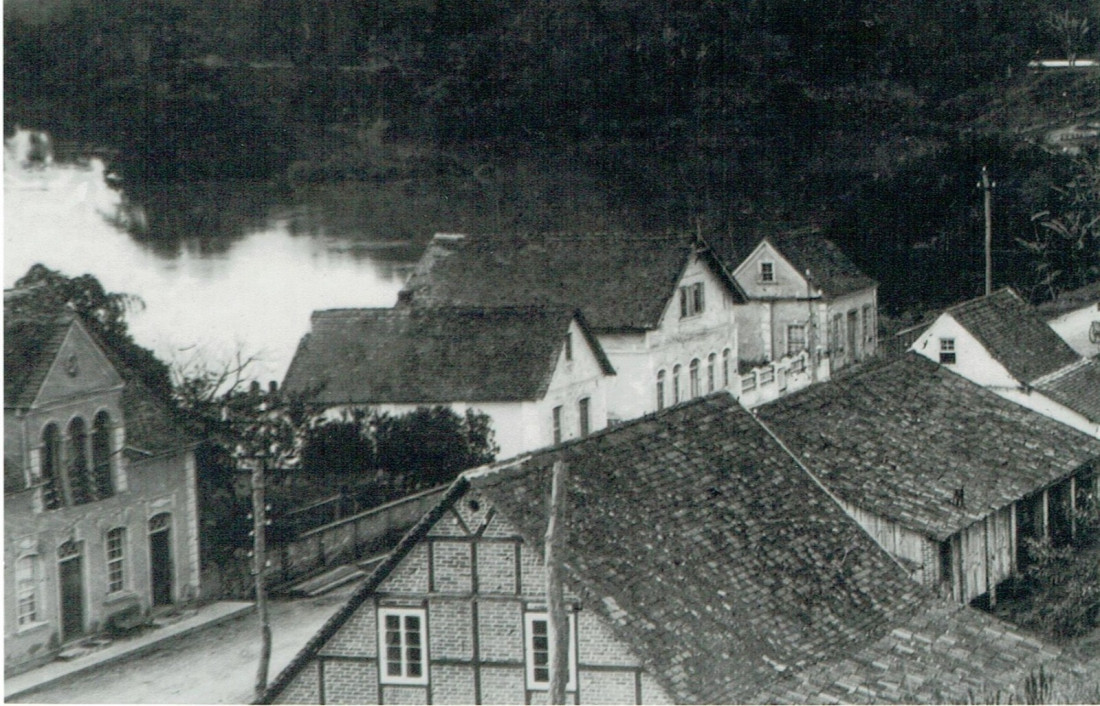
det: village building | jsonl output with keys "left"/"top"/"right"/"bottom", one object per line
{"left": 756, "top": 354, "right": 1100, "bottom": 605}
{"left": 4, "top": 303, "right": 201, "bottom": 676}
{"left": 910, "top": 288, "right": 1100, "bottom": 437}
{"left": 282, "top": 306, "right": 615, "bottom": 459}
{"left": 1036, "top": 280, "right": 1100, "bottom": 358}
{"left": 714, "top": 227, "right": 879, "bottom": 380}
{"left": 260, "top": 394, "right": 1075, "bottom": 705}
{"left": 400, "top": 232, "right": 743, "bottom": 422}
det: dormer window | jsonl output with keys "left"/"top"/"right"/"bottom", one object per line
{"left": 679, "top": 283, "right": 705, "bottom": 318}
{"left": 760, "top": 262, "right": 775, "bottom": 283}
{"left": 939, "top": 338, "right": 956, "bottom": 364}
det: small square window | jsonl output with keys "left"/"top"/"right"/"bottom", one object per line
{"left": 378, "top": 608, "right": 428, "bottom": 685}
{"left": 939, "top": 338, "right": 956, "bottom": 365}
{"left": 760, "top": 262, "right": 775, "bottom": 282}
{"left": 525, "top": 612, "right": 576, "bottom": 691}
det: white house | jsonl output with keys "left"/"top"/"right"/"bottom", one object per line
{"left": 1037, "top": 281, "right": 1100, "bottom": 358}
{"left": 282, "top": 306, "right": 615, "bottom": 459}
{"left": 716, "top": 227, "right": 879, "bottom": 380}
{"left": 401, "top": 232, "right": 743, "bottom": 422}
{"left": 911, "top": 288, "right": 1100, "bottom": 437}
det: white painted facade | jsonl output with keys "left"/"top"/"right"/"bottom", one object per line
{"left": 324, "top": 318, "right": 611, "bottom": 459}
{"left": 732, "top": 240, "right": 878, "bottom": 376}
{"left": 912, "top": 314, "right": 1100, "bottom": 437}
{"left": 595, "top": 253, "right": 739, "bottom": 422}
{"left": 1046, "top": 303, "right": 1100, "bottom": 359}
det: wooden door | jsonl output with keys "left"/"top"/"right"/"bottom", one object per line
{"left": 149, "top": 514, "right": 174, "bottom": 606}
{"left": 59, "top": 552, "right": 84, "bottom": 642}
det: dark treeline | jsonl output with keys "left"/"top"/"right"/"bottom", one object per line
{"left": 5, "top": 0, "right": 1098, "bottom": 314}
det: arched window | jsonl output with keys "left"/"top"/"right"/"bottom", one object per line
{"left": 672, "top": 365, "right": 682, "bottom": 404}
{"left": 689, "top": 359, "right": 701, "bottom": 398}
{"left": 722, "top": 348, "right": 732, "bottom": 388}
{"left": 707, "top": 353, "right": 716, "bottom": 393}
{"left": 41, "top": 424, "right": 62, "bottom": 510}
{"left": 656, "top": 370, "right": 666, "bottom": 410}
{"left": 92, "top": 412, "right": 114, "bottom": 499}
{"left": 68, "top": 417, "right": 93, "bottom": 505}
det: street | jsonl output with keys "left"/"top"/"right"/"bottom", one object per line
{"left": 12, "top": 583, "right": 359, "bottom": 704}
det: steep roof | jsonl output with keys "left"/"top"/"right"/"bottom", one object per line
{"left": 282, "top": 305, "right": 613, "bottom": 405}
{"left": 1037, "top": 280, "right": 1100, "bottom": 318}
{"left": 946, "top": 288, "right": 1081, "bottom": 383}
{"left": 401, "top": 232, "right": 744, "bottom": 332}
{"left": 1035, "top": 358, "right": 1100, "bottom": 423}
{"left": 262, "top": 394, "right": 1070, "bottom": 704}
{"left": 710, "top": 226, "right": 877, "bottom": 298}
{"left": 4, "top": 311, "right": 75, "bottom": 409}
{"left": 756, "top": 354, "right": 1100, "bottom": 541}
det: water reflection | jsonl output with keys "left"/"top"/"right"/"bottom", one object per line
{"left": 4, "top": 129, "right": 416, "bottom": 385}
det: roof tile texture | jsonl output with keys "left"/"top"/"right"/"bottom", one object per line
{"left": 1037, "top": 358, "right": 1100, "bottom": 422}
{"left": 756, "top": 354, "right": 1100, "bottom": 540}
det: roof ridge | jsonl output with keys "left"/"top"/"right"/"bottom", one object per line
{"left": 1032, "top": 356, "right": 1091, "bottom": 386}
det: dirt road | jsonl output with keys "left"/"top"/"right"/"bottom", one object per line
{"left": 12, "top": 583, "right": 359, "bottom": 704}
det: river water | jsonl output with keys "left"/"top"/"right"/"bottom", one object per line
{"left": 4, "top": 129, "right": 418, "bottom": 386}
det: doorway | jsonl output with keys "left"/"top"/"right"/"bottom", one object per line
{"left": 149, "top": 514, "right": 173, "bottom": 606}
{"left": 58, "top": 542, "right": 84, "bottom": 642}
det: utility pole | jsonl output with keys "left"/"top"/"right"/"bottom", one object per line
{"left": 544, "top": 459, "right": 569, "bottom": 705}
{"left": 979, "top": 166, "right": 996, "bottom": 296}
{"left": 250, "top": 455, "right": 272, "bottom": 701}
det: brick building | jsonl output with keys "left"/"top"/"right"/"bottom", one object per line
{"left": 261, "top": 395, "right": 1074, "bottom": 704}
{"left": 4, "top": 303, "right": 200, "bottom": 675}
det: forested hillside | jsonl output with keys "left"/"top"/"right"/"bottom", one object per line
{"left": 5, "top": 0, "right": 1098, "bottom": 315}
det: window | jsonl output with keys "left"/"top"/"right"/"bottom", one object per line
{"left": 672, "top": 364, "right": 682, "bottom": 403}
{"left": 862, "top": 305, "right": 875, "bottom": 345}
{"left": 656, "top": 370, "right": 666, "bottom": 411}
{"left": 578, "top": 398, "right": 590, "bottom": 438}
{"left": 707, "top": 353, "right": 716, "bottom": 393}
{"left": 722, "top": 349, "right": 731, "bottom": 388}
{"left": 378, "top": 608, "right": 428, "bottom": 684}
{"left": 679, "top": 283, "right": 705, "bottom": 318}
{"left": 92, "top": 412, "right": 114, "bottom": 499}
{"left": 107, "top": 527, "right": 126, "bottom": 593}
{"left": 787, "top": 324, "right": 806, "bottom": 356}
{"left": 938, "top": 540, "right": 953, "bottom": 586}
{"left": 68, "top": 417, "right": 93, "bottom": 505}
{"left": 525, "top": 612, "right": 576, "bottom": 691}
{"left": 689, "top": 359, "right": 701, "bottom": 397}
{"left": 16, "top": 555, "right": 38, "bottom": 626}
{"left": 552, "top": 406, "right": 563, "bottom": 445}
{"left": 563, "top": 333, "right": 572, "bottom": 362}
{"left": 760, "top": 261, "right": 775, "bottom": 282}
{"left": 939, "top": 338, "right": 956, "bottom": 364}
{"left": 830, "top": 314, "right": 844, "bottom": 353}
{"left": 41, "top": 424, "right": 62, "bottom": 510}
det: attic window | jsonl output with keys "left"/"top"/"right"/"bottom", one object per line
{"left": 378, "top": 608, "right": 428, "bottom": 685}
{"left": 939, "top": 338, "right": 956, "bottom": 365}
{"left": 525, "top": 612, "right": 576, "bottom": 691}
{"left": 760, "top": 262, "right": 775, "bottom": 283}
{"left": 680, "top": 283, "right": 705, "bottom": 318}
{"left": 564, "top": 333, "right": 573, "bottom": 361}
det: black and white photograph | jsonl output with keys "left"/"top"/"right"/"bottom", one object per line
{"left": 4, "top": 0, "right": 1099, "bottom": 702}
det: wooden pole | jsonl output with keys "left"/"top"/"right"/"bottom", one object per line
{"left": 980, "top": 166, "right": 995, "bottom": 296}
{"left": 545, "top": 460, "right": 569, "bottom": 705}
{"left": 252, "top": 457, "right": 272, "bottom": 701}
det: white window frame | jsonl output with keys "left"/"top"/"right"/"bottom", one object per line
{"left": 378, "top": 607, "right": 429, "bottom": 685}
{"left": 524, "top": 611, "right": 577, "bottom": 691}
{"left": 760, "top": 261, "right": 775, "bottom": 283}
{"left": 787, "top": 324, "right": 806, "bottom": 356}
{"left": 106, "top": 527, "right": 126, "bottom": 594}
{"left": 16, "top": 555, "right": 39, "bottom": 627}
{"left": 939, "top": 338, "right": 956, "bottom": 364}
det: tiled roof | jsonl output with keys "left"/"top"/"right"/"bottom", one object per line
{"left": 282, "top": 305, "right": 612, "bottom": 405}
{"left": 1036, "top": 358, "right": 1100, "bottom": 423}
{"left": 710, "top": 226, "right": 877, "bottom": 298}
{"left": 121, "top": 380, "right": 197, "bottom": 459}
{"left": 401, "top": 232, "right": 744, "bottom": 332}
{"left": 756, "top": 354, "right": 1100, "bottom": 541}
{"left": 1037, "top": 280, "right": 1100, "bottom": 318}
{"left": 262, "top": 394, "right": 1074, "bottom": 704}
{"left": 947, "top": 288, "right": 1080, "bottom": 383}
{"left": 4, "top": 311, "right": 74, "bottom": 409}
